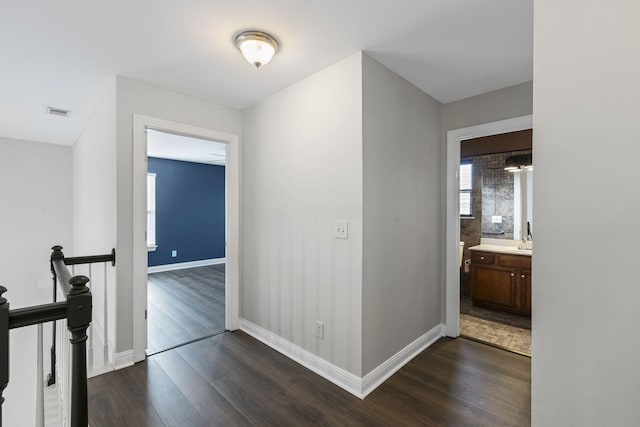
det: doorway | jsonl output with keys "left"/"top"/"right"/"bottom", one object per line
{"left": 458, "top": 130, "right": 532, "bottom": 355}
{"left": 132, "top": 116, "right": 240, "bottom": 363}
{"left": 144, "top": 129, "right": 227, "bottom": 355}
{"left": 445, "top": 115, "right": 533, "bottom": 353}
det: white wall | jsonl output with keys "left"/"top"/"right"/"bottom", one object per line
{"left": 533, "top": 1, "right": 640, "bottom": 425}
{"left": 73, "top": 78, "right": 117, "bottom": 357}
{"left": 361, "top": 54, "right": 442, "bottom": 375}
{"left": 115, "top": 77, "right": 242, "bottom": 353}
{"left": 0, "top": 138, "right": 72, "bottom": 426}
{"left": 242, "top": 53, "right": 363, "bottom": 375}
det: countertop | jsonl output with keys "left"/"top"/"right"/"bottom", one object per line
{"left": 468, "top": 244, "right": 532, "bottom": 257}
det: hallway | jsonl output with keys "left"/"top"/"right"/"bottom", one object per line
{"left": 88, "top": 332, "right": 531, "bottom": 426}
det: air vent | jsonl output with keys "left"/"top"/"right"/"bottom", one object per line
{"left": 47, "top": 106, "right": 70, "bottom": 117}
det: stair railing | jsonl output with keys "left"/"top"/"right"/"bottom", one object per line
{"left": 0, "top": 245, "right": 114, "bottom": 427}
{"left": 48, "top": 245, "right": 115, "bottom": 427}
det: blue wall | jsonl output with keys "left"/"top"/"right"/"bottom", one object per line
{"left": 148, "top": 157, "right": 225, "bottom": 267}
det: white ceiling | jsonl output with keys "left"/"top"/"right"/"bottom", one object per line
{"left": 0, "top": 1, "right": 532, "bottom": 147}
{"left": 147, "top": 129, "right": 226, "bottom": 166}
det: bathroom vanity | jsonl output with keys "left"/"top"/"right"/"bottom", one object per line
{"left": 469, "top": 243, "right": 531, "bottom": 316}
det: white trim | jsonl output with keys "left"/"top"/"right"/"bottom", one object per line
{"left": 445, "top": 115, "right": 533, "bottom": 337}
{"left": 132, "top": 115, "right": 241, "bottom": 363}
{"left": 240, "top": 319, "right": 444, "bottom": 399}
{"left": 147, "top": 258, "right": 225, "bottom": 273}
{"left": 360, "top": 323, "right": 445, "bottom": 398}
{"left": 113, "top": 350, "right": 135, "bottom": 370}
{"left": 239, "top": 319, "right": 363, "bottom": 397}
{"left": 88, "top": 365, "right": 115, "bottom": 378}
{"left": 147, "top": 172, "right": 157, "bottom": 248}
{"left": 88, "top": 317, "right": 114, "bottom": 376}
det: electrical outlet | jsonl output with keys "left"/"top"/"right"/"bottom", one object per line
{"left": 334, "top": 220, "right": 348, "bottom": 239}
{"left": 315, "top": 321, "right": 324, "bottom": 339}
{"left": 171, "top": 250, "right": 177, "bottom": 257}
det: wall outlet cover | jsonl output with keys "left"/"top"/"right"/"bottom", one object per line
{"left": 334, "top": 220, "right": 348, "bottom": 239}
{"left": 171, "top": 250, "right": 177, "bottom": 257}
{"left": 315, "top": 321, "right": 324, "bottom": 339}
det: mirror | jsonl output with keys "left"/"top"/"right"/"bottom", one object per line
{"left": 459, "top": 148, "right": 533, "bottom": 243}
{"left": 479, "top": 152, "right": 533, "bottom": 240}
{"left": 513, "top": 168, "right": 533, "bottom": 240}
{"left": 459, "top": 129, "right": 533, "bottom": 252}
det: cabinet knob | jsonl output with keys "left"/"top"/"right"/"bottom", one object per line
{"left": 521, "top": 274, "right": 525, "bottom": 278}
{"left": 480, "top": 256, "right": 485, "bottom": 260}
{"left": 511, "top": 273, "right": 515, "bottom": 277}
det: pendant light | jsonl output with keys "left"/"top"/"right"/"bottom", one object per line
{"left": 504, "top": 154, "right": 533, "bottom": 172}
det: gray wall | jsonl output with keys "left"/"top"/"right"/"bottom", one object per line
{"left": 115, "top": 77, "right": 243, "bottom": 353}
{"left": 441, "top": 81, "right": 533, "bottom": 319}
{"left": 0, "top": 138, "right": 72, "bottom": 426}
{"left": 361, "top": 54, "right": 442, "bottom": 375}
{"left": 442, "top": 81, "right": 533, "bottom": 132}
{"left": 533, "top": 0, "right": 640, "bottom": 424}
{"left": 242, "top": 53, "right": 364, "bottom": 375}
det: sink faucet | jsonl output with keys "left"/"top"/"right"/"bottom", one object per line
{"left": 518, "top": 235, "right": 533, "bottom": 250}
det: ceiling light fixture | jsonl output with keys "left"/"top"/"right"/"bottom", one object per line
{"left": 234, "top": 30, "right": 279, "bottom": 69}
{"left": 504, "top": 153, "right": 533, "bottom": 172}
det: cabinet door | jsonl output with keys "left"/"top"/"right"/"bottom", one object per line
{"left": 471, "top": 265, "right": 516, "bottom": 310}
{"left": 518, "top": 269, "right": 532, "bottom": 315}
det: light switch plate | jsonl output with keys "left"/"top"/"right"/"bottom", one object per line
{"left": 334, "top": 220, "right": 348, "bottom": 239}
{"left": 491, "top": 215, "right": 503, "bottom": 224}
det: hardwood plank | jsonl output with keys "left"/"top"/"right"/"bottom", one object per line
{"left": 153, "top": 350, "right": 251, "bottom": 426}
{"left": 88, "top": 362, "right": 167, "bottom": 427}
{"left": 89, "top": 332, "right": 531, "bottom": 426}
{"left": 147, "top": 265, "right": 225, "bottom": 354}
{"left": 143, "top": 359, "right": 210, "bottom": 426}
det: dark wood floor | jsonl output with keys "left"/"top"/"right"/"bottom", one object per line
{"left": 147, "top": 265, "right": 225, "bottom": 355}
{"left": 89, "top": 332, "right": 531, "bottom": 426}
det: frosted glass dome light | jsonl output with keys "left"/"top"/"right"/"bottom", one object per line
{"left": 235, "top": 31, "right": 279, "bottom": 69}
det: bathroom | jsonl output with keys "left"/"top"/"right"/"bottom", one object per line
{"left": 459, "top": 129, "right": 532, "bottom": 356}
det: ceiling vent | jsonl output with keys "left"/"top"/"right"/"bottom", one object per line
{"left": 47, "top": 106, "right": 70, "bottom": 117}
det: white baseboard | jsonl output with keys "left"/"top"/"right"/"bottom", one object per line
{"left": 88, "top": 364, "right": 114, "bottom": 378}
{"left": 114, "top": 350, "right": 135, "bottom": 370}
{"left": 360, "top": 323, "right": 445, "bottom": 398}
{"left": 239, "top": 318, "right": 445, "bottom": 399}
{"left": 148, "top": 257, "right": 225, "bottom": 273}
{"left": 239, "top": 319, "right": 363, "bottom": 397}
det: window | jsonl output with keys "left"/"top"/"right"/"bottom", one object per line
{"left": 147, "top": 173, "right": 157, "bottom": 251}
{"left": 460, "top": 163, "right": 472, "bottom": 216}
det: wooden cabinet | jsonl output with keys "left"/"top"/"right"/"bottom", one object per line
{"left": 471, "top": 251, "right": 531, "bottom": 316}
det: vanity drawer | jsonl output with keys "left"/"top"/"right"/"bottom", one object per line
{"left": 471, "top": 251, "right": 495, "bottom": 265}
{"left": 498, "top": 254, "right": 531, "bottom": 269}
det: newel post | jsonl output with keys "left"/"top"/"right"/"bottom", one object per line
{"left": 67, "top": 275, "right": 91, "bottom": 427}
{"left": 0, "top": 286, "right": 9, "bottom": 427}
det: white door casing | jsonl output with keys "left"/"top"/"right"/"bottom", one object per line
{"left": 445, "top": 115, "right": 532, "bottom": 337}
{"left": 132, "top": 115, "right": 240, "bottom": 363}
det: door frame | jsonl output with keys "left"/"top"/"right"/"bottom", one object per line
{"left": 132, "top": 114, "right": 240, "bottom": 362}
{"left": 445, "top": 114, "right": 532, "bottom": 337}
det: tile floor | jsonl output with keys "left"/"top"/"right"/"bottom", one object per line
{"left": 460, "top": 296, "right": 531, "bottom": 356}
